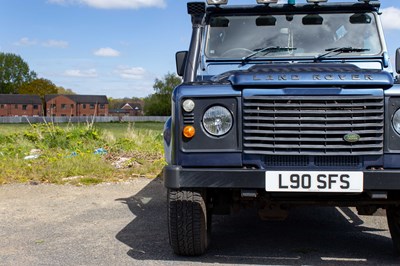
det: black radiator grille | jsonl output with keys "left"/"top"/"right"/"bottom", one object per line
{"left": 264, "top": 155, "right": 361, "bottom": 167}
{"left": 243, "top": 95, "right": 384, "bottom": 156}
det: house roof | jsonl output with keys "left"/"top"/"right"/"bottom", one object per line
{"left": 0, "top": 94, "right": 42, "bottom": 104}
{"left": 120, "top": 102, "right": 142, "bottom": 110}
{"left": 45, "top": 95, "right": 109, "bottom": 104}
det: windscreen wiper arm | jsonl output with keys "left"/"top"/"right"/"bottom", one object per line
{"left": 315, "top": 47, "right": 370, "bottom": 61}
{"left": 241, "top": 46, "right": 297, "bottom": 65}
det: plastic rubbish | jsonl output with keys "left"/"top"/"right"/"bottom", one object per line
{"left": 94, "top": 148, "right": 107, "bottom": 155}
{"left": 24, "top": 154, "right": 40, "bottom": 160}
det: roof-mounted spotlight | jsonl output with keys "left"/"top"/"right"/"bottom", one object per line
{"left": 207, "top": 0, "right": 228, "bottom": 5}
{"left": 257, "top": 0, "right": 278, "bottom": 4}
{"left": 306, "top": 0, "right": 328, "bottom": 3}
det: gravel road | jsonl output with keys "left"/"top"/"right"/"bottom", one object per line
{"left": 0, "top": 178, "right": 399, "bottom": 265}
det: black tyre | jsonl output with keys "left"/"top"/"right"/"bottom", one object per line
{"left": 167, "top": 189, "right": 210, "bottom": 256}
{"left": 387, "top": 205, "right": 400, "bottom": 255}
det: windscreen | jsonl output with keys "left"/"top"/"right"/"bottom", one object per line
{"left": 205, "top": 12, "right": 382, "bottom": 59}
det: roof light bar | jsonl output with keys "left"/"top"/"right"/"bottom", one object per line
{"left": 207, "top": 0, "right": 228, "bottom": 5}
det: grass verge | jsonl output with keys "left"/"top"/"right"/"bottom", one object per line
{"left": 0, "top": 122, "right": 166, "bottom": 185}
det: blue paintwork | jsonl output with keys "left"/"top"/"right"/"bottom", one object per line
{"left": 229, "top": 70, "right": 394, "bottom": 87}
{"left": 164, "top": 75, "right": 400, "bottom": 168}
{"left": 162, "top": 1, "right": 400, "bottom": 174}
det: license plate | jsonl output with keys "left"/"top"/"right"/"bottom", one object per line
{"left": 265, "top": 171, "right": 363, "bottom": 193}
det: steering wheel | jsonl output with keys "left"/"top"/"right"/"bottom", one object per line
{"left": 221, "top": 48, "right": 253, "bottom": 58}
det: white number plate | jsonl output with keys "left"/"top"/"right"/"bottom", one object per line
{"left": 265, "top": 171, "right": 363, "bottom": 193}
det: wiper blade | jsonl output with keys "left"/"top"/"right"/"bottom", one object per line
{"left": 315, "top": 47, "right": 370, "bottom": 61}
{"left": 241, "top": 46, "right": 297, "bottom": 64}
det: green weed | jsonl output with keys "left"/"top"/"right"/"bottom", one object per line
{"left": 0, "top": 122, "right": 165, "bottom": 185}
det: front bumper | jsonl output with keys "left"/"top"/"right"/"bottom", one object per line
{"left": 163, "top": 165, "right": 400, "bottom": 190}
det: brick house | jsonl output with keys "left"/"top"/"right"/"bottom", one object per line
{"left": 0, "top": 94, "right": 43, "bottom": 116}
{"left": 45, "top": 95, "right": 109, "bottom": 117}
{"left": 109, "top": 102, "right": 143, "bottom": 117}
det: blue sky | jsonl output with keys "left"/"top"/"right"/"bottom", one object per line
{"left": 1, "top": 0, "right": 400, "bottom": 98}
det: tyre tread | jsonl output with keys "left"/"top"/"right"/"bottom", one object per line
{"left": 168, "top": 189, "right": 208, "bottom": 256}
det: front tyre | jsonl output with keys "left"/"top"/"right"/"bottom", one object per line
{"left": 387, "top": 205, "right": 400, "bottom": 255}
{"left": 168, "top": 189, "right": 210, "bottom": 256}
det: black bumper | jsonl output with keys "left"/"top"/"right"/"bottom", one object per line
{"left": 163, "top": 165, "right": 400, "bottom": 190}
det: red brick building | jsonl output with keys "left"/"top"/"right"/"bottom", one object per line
{"left": 0, "top": 94, "right": 43, "bottom": 116}
{"left": 109, "top": 102, "right": 143, "bottom": 117}
{"left": 45, "top": 95, "right": 109, "bottom": 117}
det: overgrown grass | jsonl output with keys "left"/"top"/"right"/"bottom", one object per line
{"left": 0, "top": 122, "right": 166, "bottom": 185}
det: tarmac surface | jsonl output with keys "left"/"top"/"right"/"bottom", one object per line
{"left": 0, "top": 177, "right": 399, "bottom": 265}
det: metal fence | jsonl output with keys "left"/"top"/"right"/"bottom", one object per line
{"left": 0, "top": 116, "right": 169, "bottom": 124}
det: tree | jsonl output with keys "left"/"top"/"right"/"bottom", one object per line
{"left": 19, "top": 78, "right": 58, "bottom": 98}
{"left": 144, "top": 73, "right": 182, "bottom": 116}
{"left": 0, "top": 53, "right": 37, "bottom": 94}
{"left": 108, "top": 96, "right": 143, "bottom": 110}
{"left": 57, "top": 86, "right": 76, "bottom": 95}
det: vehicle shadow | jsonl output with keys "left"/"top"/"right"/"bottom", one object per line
{"left": 115, "top": 177, "right": 399, "bottom": 265}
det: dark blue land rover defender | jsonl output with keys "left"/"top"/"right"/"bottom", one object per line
{"left": 163, "top": 0, "right": 400, "bottom": 256}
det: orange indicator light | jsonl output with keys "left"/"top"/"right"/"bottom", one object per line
{"left": 183, "top": 126, "right": 196, "bottom": 138}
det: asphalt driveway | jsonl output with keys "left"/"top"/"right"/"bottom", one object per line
{"left": 0, "top": 178, "right": 399, "bottom": 265}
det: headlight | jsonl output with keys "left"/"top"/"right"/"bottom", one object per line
{"left": 393, "top": 109, "right": 400, "bottom": 135}
{"left": 202, "top": 106, "right": 233, "bottom": 136}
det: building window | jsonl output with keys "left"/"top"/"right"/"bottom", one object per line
{"left": 33, "top": 105, "right": 38, "bottom": 110}
{"left": 100, "top": 104, "right": 105, "bottom": 109}
{"left": 71, "top": 104, "right": 74, "bottom": 108}
{"left": 90, "top": 104, "right": 95, "bottom": 109}
{"left": 82, "top": 104, "right": 86, "bottom": 109}
{"left": 61, "top": 104, "right": 67, "bottom": 110}
{"left": 51, "top": 104, "right": 56, "bottom": 109}
{"left": 61, "top": 114, "right": 67, "bottom": 117}
{"left": 0, "top": 104, "right": 4, "bottom": 109}
{"left": 22, "top": 105, "right": 27, "bottom": 110}
{"left": 14, "top": 104, "right": 18, "bottom": 109}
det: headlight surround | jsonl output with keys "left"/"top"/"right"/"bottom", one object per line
{"left": 202, "top": 105, "right": 233, "bottom": 137}
{"left": 393, "top": 109, "right": 400, "bottom": 135}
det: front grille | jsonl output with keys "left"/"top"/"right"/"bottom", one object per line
{"left": 243, "top": 95, "right": 384, "bottom": 155}
{"left": 314, "top": 156, "right": 360, "bottom": 167}
{"left": 264, "top": 155, "right": 361, "bottom": 167}
{"left": 265, "top": 155, "right": 309, "bottom": 167}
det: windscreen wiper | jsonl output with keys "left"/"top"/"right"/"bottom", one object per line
{"left": 315, "top": 47, "right": 370, "bottom": 61}
{"left": 241, "top": 46, "right": 297, "bottom": 65}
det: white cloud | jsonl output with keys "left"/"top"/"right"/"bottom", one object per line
{"left": 64, "top": 68, "right": 98, "bottom": 78}
{"left": 42, "top": 40, "right": 69, "bottom": 48}
{"left": 14, "top": 37, "right": 69, "bottom": 48}
{"left": 115, "top": 66, "right": 147, "bottom": 80}
{"left": 94, "top": 47, "right": 120, "bottom": 57}
{"left": 381, "top": 7, "right": 400, "bottom": 30}
{"left": 14, "top": 37, "right": 37, "bottom": 46}
{"left": 48, "top": 0, "right": 166, "bottom": 9}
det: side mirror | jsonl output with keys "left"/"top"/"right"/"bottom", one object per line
{"left": 395, "top": 48, "right": 400, "bottom": 74}
{"left": 176, "top": 51, "right": 188, "bottom": 77}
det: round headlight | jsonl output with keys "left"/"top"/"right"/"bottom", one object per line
{"left": 202, "top": 106, "right": 233, "bottom": 136}
{"left": 393, "top": 109, "right": 400, "bottom": 135}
